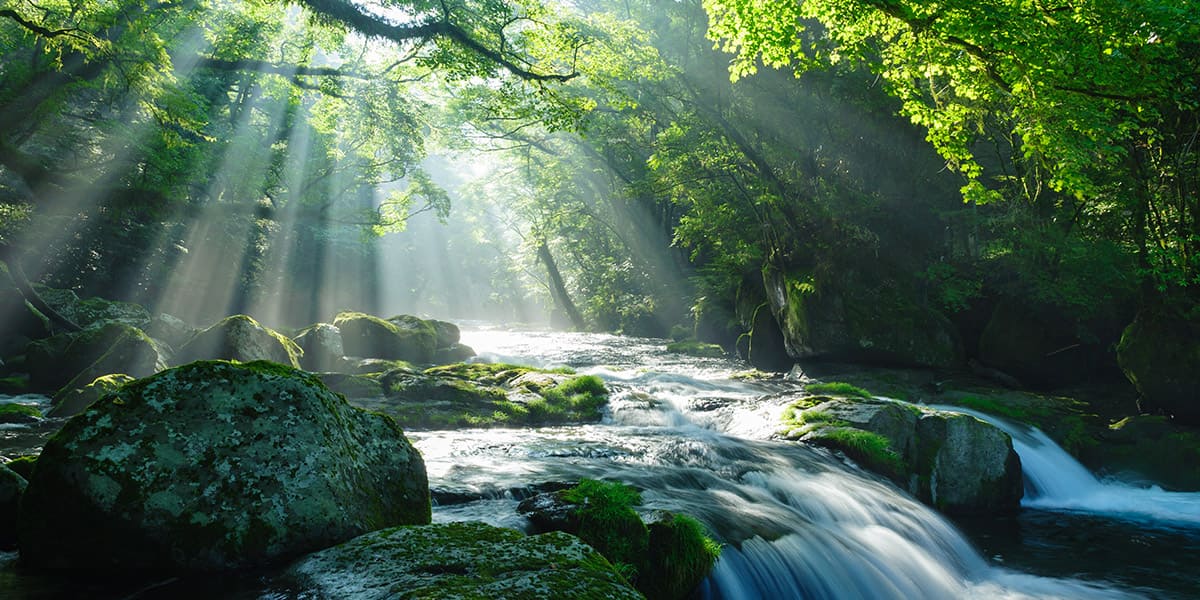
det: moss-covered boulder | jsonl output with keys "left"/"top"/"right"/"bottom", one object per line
{"left": 0, "top": 463, "right": 26, "bottom": 549}
{"left": 278, "top": 521, "right": 641, "bottom": 599}
{"left": 334, "top": 312, "right": 436, "bottom": 363}
{"left": 315, "top": 372, "right": 383, "bottom": 399}
{"left": 34, "top": 286, "right": 151, "bottom": 330}
{"left": 427, "top": 319, "right": 461, "bottom": 349}
{"left": 293, "top": 323, "right": 345, "bottom": 372}
{"left": 47, "top": 373, "right": 134, "bottom": 419}
{"left": 782, "top": 394, "right": 1022, "bottom": 515}
{"left": 145, "top": 312, "right": 197, "bottom": 350}
{"left": 26, "top": 323, "right": 165, "bottom": 392}
{"left": 17, "top": 360, "right": 430, "bottom": 571}
{"left": 350, "top": 363, "right": 609, "bottom": 430}
{"left": 0, "top": 402, "right": 42, "bottom": 424}
{"left": 763, "top": 263, "right": 962, "bottom": 368}
{"left": 518, "top": 479, "right": 719, "bottom": 600}
{"left": 4, "top": 454, "right": 37, "bottom": 480}
{"left": 174, "top": 314, "right": 302, "bottom": 369}
{"left": 1117, "top": 310, "right": 1200, "bottom": 425}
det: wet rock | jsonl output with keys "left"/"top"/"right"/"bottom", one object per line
{"left": 174, "top": 314, "right": 302, "bottom": 369}
{"left": 518, "top": 490, "right": 581, "bottom": 533}
{"left": 293, "top": 323, "right": 345, "bottom": 372}
{"left": 783, "top": 396, "right": 1022, "bottom": 515}
{"left": 0, "top": 463, "right": 26, "bottom": 549}
{"left": 427, "top": 319, "right": 461, "bottom": 349}
{"left": 278, "top": 521, "right": 641, "bottom": 600}
{"left": 432, "top": 343, "right": 476, "bottom": 364}
{"left": 35, "top": 286, "right": 151, "bottom": 330}
{"left": 17, "top": 360, "right": 429, "bottom": 571}
{"left": 0, "top": 402, "right": 42, "bottom": 424}
{"left": 146, "top": 312, "right": 196, "bottom": 350}
{"left": 335, "top": 312, "right": 436, "bottom": 363}
{"left": 48, "top": 373, "right": 134, "bottom": 418}
{"left": 316, "top": 372, "right": 383, "bottom": 399}
{"left": 27, "top": 323, "right": 165, "bottom": 392}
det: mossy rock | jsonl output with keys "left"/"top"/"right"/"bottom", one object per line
{"left": 0, "top": 402, "right": 42, "bottom": 424}
{"left": 432, "top": 343, "right": 476, "bottom": 365}
{"left": 747, "top": 303, "right": 792, "bottom": 372}
{"left": 334, "top": 312, "right": 436, "bottom": 363}
{"left": 175, "top": 314, "right": 302, "bottom": 369}
{"left": 293, "top": 323, "right": 345, "bottom": 372}
{"left": 48, "top": 373, "right": 135, "bottom": 419}
{"left": 28, "top": 323, "right": 165, "bottom": 393}
{"left": 33, "top": 285, "right": 151, "bottom": 330}
{"left": 4, "top": 455, "right": 37, "bottom": 480}
{"left": 349, "top": 357, "right": 418, "bottom": 375}
{"left": 782, "top": 396, "right": 1022, "bottom": 515}
{"left": 17, "top": 360, "right": 430, "bottom": 571}
{"left": 427, "top": 319, "right": 461, "bottom": 349}
{"left": 0, "top": 463, "right": 26, "bottom": 549}
{"left": 665, "top": 340, "right": 726, "bottom": 359}
{"left": 1117, "top": 310, "right": 1200, "bottom": 425}
{"left": 316, "top": 373, "right": 384, "bottom": 399}
{"left": 519, "top": 479, "right": 719, "bottom": 599}
{"left": 145, "top": 312, "right": 197, "bottom": 350}
{"left": 278, "top": 521, "right": 642, "bottom": 599}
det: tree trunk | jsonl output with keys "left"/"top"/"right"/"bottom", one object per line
{"left": 536, "top": 240, "right": 585, "bottom": 330}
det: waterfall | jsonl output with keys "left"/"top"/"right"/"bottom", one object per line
{"left": 932, "top": 405, "right": 1200, "bottom": 527}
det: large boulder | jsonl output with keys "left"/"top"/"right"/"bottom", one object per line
{"left": 0, "top": 463, "right": 26, "bottom": 549}
{"left": 26, "top": 323, "right": 165, "bottom": 392}
{"left": 17, "top": 360, "right": 430, "bottom": 571}
{"left": 763, "top": 263, "right": 962, "bottom": 368}
{"left": 145, "top": 312, "right": 197, "bottom": 350}
{"left": 47, "top": 373, "right": 134, "bottom": 419}
{"left": 334, "top": 312, "right": 436, "bottom": 363}
{"left": 174, "top": 314, "right": 302, "bottom": 369}
{"left": 278, "top": 521, "right": 641, "bottom": 600}
{"left": 293, "top": 323, "right": 345, "bottom": 372}
{"left": 782, "top": 395, "right": 1022, "bottom": 515}
{"left": 35, "top": 286, "right": 151, "bottom": 330}
{"left": 427, "top": 319, "right": 461, "bottom": 349}
{"left": 1117, "top": 310, "right": 1200, "bottom": 425}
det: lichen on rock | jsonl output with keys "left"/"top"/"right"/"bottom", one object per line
{"left": 17, "top": 360, "right": 430, "bottom": 571}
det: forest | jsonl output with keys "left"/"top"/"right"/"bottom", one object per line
{"left": 1, "top": 0, "right": 1199, "bottom": 598}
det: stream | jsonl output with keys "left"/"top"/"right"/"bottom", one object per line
{"left": 2, "top": 326, "right": 1199, "bottom": 598}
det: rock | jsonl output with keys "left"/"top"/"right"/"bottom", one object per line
{"left": 427, "top": 319, "right": 461, "bottom": 349}
{"left": 174, "top": 314, "right": 302, "bottom": 369}
{"left": 316, "top": 373, "right": 383, "bottom": 399}
{"left": 27, "top": 323, "right": 165, "bottom": 392}
{"left": 642, "top": 511, "right": 721, "bottom": 600}
{"left": 349, "top": 358, "right": 417, "bottom": 375}
{"left": 762, "top": 263, "right": 962, "bottom": 368}
{"left": 0, "top": 464, "right": 26, "bottom": 549}
{"left": 1117, "top": 310, "right": 1200, "bottom": 425}
{"left": 693, "top": 295, "right": 741, "bottom": 349}
{"left": 432, "top": 343, "right": 476, "bottom": 364}
{"left": 145, "top": 312, "right": 197, "bottom": 350}
{"left": 17, "top": 360, "right": 430, "bottom": 571}
{"left": 35, "top": 285, "right": 151, "bottom": 329}
{"left": 517, "top": 490, "right": 581, "bottom": 533}
{"left": 782, "top": 397, "right": 1022, "bottom": 515}
{"left": 47, "top": 373, "right": 134, "bottom": 419}
{"left": 293, "top": 323, "right": 345, "bottom": 372}
{"left": 278, "top": 521, "right": 641, "bottom": 600}
{"left": 3, "top": 455, "right": 37, "bottom": 480}
{"left": 0, "top": 402, "right": 42, "bottom": 424}
{"left": 335, "top": 312, "right": 436, "bottom": 363}
{"left": 747, "top": 303, "right": 792, "bottom": 372}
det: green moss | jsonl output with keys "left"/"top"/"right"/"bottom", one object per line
{"left": 641, "top": 514, "right": 721, "bottom": 600}
{"left": 665, "top": 340, "right": 726, "bottom": 358}
{"left": 564, "top": 480, "right": 648, "bottom": 579}
{"left": 810, "top": 427, "right": 906, "bottom": 480}
{"left": 0, "top": 375, "right": 29, "bottom": 394}
{"left": 425, "top": 362, "right": 574, "bottom": 385}
{"left": 805, "top": 382, "right": 872, "bottom": 399}
{"left": 5, "top": 455, "right": 37, "bottom": 480}
{"left": 0, "top": 403, "right": 42, "bottom": 419}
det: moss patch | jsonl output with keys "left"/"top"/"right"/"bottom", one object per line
{"left": 665, "top": 341, "right": 726, "bottom": 359}
{"left": 805, "top": 381, "right": 872, "bottom": 399}
{"left": 0, "top": 403, "right": 42, "bottom": 423}
{"left": 808, "top": 427, "right": 906, "bottom": 480}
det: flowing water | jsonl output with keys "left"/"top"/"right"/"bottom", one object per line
{"left": 2, "top": 327, "right": 1198, "bottom": 598}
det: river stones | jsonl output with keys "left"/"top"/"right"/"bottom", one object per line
{"left": 278, "top": 521, "right": 642, "bottom": 600}
{"left": 783, "top": 395, "right": 1023, "bottom": 515}
{"left": 17, "top": 360, "right": 430, "bottom": 571}
{"left": 293, "top": 322, "right": 346, "bottom": 372}
{"left": 335, "top": 312, "right": 437, "bottom": 363}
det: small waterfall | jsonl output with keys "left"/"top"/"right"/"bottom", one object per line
{"left": 933, "top": 405, "right": 1200, "bottom": 527}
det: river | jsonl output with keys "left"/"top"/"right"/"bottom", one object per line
{"left": 2, "top": 326, "right": 1199, "bottom": 598}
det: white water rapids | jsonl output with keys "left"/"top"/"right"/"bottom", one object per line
{"left": 407, "top": 327, "right": 1178, "bottom": 599}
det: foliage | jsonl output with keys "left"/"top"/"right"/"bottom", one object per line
{"left": 563, "top": 479, "right": 648, "bottom": 581}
